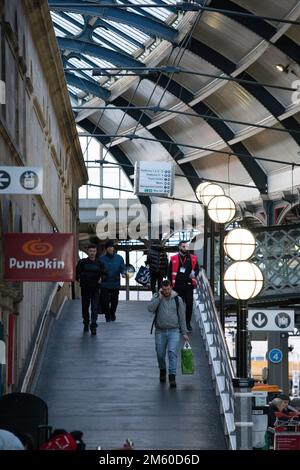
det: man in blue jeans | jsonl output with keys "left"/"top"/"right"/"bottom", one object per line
{"left": 148, "top": 280, "right": 189, "bottom": 388}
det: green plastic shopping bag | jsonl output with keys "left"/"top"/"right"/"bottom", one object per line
{"left": 181, "top": 341, "right": 195, "bottom": 374}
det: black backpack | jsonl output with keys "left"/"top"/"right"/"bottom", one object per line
{"left": 150, "top": 296, "right": 180, "bottom": 334}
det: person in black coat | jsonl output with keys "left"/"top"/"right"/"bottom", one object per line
{"left": 76, "top": 244, "right": 105, "bottom": 335}
{"left": 146, "top": 240, "right": 168, "bottom": 294}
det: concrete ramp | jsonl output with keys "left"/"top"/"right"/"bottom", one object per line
{"left": 34, "top": 300, "right": 226, "bottom": 450}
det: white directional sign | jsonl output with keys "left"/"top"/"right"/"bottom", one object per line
{"left": 248, "top": 309, "right": 294, "bottom": 332}
{"left": 0, "top": 167, "right": 43, "bottom": 194}
{"left": 134, "top": 161, "right": 174, "bottom": 197}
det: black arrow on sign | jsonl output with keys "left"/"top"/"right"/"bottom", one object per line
{"left": 252, "top": 312, "right": 268, "bottom": 328}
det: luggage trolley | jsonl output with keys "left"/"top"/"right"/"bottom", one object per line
{"left": 269, "top": 412, "right": 300, "bottom": 450}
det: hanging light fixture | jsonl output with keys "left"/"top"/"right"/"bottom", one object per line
{"left": 223, "top": 228, "right": 256, "bottom": 261}
{"left": 207, "top": 195, "right": 236, "bottom": 224}
{"left": 195, "top": 182, "right": 211, "bottom": 202}
{"left": 224, "top": 261, "right": 263, "bottom": 300}
{"left": 196, "top": 183, "right": 224, "bottom": 206}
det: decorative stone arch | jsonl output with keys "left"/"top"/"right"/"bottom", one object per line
{"left": 241, "top": 212, "right": 266, "bottom": 229}
{"left": 277, "top": 201, "right": 300, "bottom": 225}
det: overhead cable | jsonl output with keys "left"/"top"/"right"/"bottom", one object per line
{"left": 86, "top": 133, "right": 300, "bottom": 167}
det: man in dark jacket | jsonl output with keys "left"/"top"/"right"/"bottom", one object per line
{"left": 146, "top": 240, "right": 168, "bottom": 294}
{"left": 99, "top": 240, "right": 125, "bottom": 322}
{"left": 76, "top": 244, "right": 104, "bottom": 335}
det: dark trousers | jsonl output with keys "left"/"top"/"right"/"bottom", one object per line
{"left": 100, "top": 288, "right": 120, "bottom": 321}
{"left": 175, "top": 285, "right": 194, "bottom": 324}
{"left": 150, "top": 272, "right": 164, "bottom": 294}
{"left": 81, "top": 288, "right": 99, "bottom": 327}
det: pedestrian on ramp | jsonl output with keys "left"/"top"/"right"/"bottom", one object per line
{"left": 148, "top": 279, "right": 189, "bottom": 388}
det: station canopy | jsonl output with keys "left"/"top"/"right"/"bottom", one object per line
{"left": 49, "top": 0, "right": 300, "bottom": 212}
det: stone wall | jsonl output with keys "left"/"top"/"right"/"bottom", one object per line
{"left": 0, "top": 0, "right": 87, "bottom": 393}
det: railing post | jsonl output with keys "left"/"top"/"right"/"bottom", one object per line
{"left": 233, "top": 377, "right": 254, "bottom": 450}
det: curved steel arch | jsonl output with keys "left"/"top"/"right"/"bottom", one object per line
{"left": 146, "top": 76, "right": 268, "bottom": 192}
{"left": 209, "top": 0, "right": 300, "bottom": 66}
{"left": 108, "top": 97, "right": 201, "bottom": 192}
{"left": 57, "top": 37, "right": 144, "bottom": 68}
{"left": 65, "top": 71, "right": 111, "bottom": 100}
{"left": 64, "top": 50, "right": 209, "bottom": 187}
{"left": 53, "top": 13, "right": 138, "bottom": 58}
{"left": 177, "top": 39, "right": 300, "bottom": 149}
{"left": 49, "top": 0, "right": 178, "bottom": 42}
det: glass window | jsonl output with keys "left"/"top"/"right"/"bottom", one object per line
{"left": 87, "top": 138, "right": 100, "bottom": 161}
{"left": 79, "top": 185, "right": 87, "bottom": 199}
{"left": 88, "top": 167, "right": 100, "bottom": 185}
{"left": 87, "top": 184, "right": 101, "bottom": 199}
{"left": 103, "top": 166, "right": 120, "bottom": 198}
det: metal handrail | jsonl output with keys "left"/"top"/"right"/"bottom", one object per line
{"left": 21, "top": 282, "right": 62, "bottom": 392}
{"left": 194, "top": 269, "right": 236, "bottom": 450}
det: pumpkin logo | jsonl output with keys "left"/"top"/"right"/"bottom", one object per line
{"left": 22, "top": 239, "right": 53, "bottom": 256}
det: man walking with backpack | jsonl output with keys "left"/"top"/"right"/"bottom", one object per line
{"left": 148, "top": 280, "right": 189, "bottom": 388}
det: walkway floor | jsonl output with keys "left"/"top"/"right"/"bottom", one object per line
{"left": 33, "top": 300, "right": 226, "bottom": 450}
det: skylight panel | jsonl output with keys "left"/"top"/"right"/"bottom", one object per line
{"left": 64, "top": 12, "right": 85, "bottom": 25}
{"left": 129, "top": 0, "right": 170, "bottom": 21}
{"left": 106, "top": 20, "right": 150, "bottom": 42}
{"left": 93, "top": 29, "right": 137, "bottom": 55}
{"left": 51, "top": 12, "right": 82, "bottom": 35}
{"left": 92, "top": 35, "right": 116, "bottom": 51}
{"left": 84, "top": 54, "right": 115, "bottom": 69}
{"left": 53, "top": 25, "right": 66, "bottom": 37}
{"left": 67, "top": 84, "right": 82, "bottom": 94}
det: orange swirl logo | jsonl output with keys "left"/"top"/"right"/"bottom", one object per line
{"left": 22, "top": 239, "right": 53, "bottom": 256}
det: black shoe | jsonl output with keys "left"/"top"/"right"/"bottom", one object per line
{"left": 105, "top": 316, "right": 111, "bottom": 322}
{"left": 111, "top": 314, "right": 116, "bottom": 322}
{"left": 187, "top": 322, "right": 193, "bottom": 332}
{"left": 83, "top": 324, "right": 89, "bottom": 332}
{"left": 169, "top": 374, "right": 176, "bottom": 388}
{"left": 90, "top": 326, "right": 97, "bottom": 335}
{"left": 159, "top": 369, "right": 166, "bottom": 383}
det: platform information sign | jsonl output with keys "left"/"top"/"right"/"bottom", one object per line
{"left": 134, "top": 161, "right": 174, "bottom": 197}
{"left": 0, "top": 167, "right": 43, "bottom": 194}
{"left": 268, "top": 349, "right": 283, "bottom": 364}
{"left": 248, "top": 309, "right": 294, "bottom": 332}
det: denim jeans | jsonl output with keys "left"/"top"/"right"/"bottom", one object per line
{"left": 155, "top": 328, "right": 180, "bottom": 375}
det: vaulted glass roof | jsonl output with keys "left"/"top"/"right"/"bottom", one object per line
{"left": 50, "top": 0, "right": 179, "bottom": 101}
{"left": 50, "top": 0, "right": 300, "bottom": 209}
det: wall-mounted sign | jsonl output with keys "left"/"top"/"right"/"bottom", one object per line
{"left": 4, "top": 233, "right": 75, "bottom": 281}
{"left": 0, "top": 167, "right": 43, "bottom": 194}
{"left": 134, "top": 161, "right": 174, "bottom": 197}
{"left": 248, "top": 309, "right": 294, "bottom": 332}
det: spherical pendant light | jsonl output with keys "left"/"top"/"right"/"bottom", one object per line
{"left": 224, "top": 261, "right": 263, "bottom": 300}
{"left": 196, "top": 183, "right": 224, "bottom": 206}
{"left": 207, "top": 195, "right": 236, "bottom": 224}
{"left": 223, "top": 228, "right": 256, "bottom": 261}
